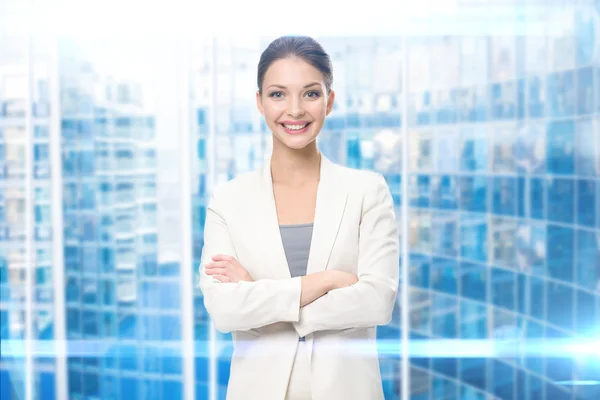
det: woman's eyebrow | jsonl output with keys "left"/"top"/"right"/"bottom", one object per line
{"left": 267, "top": 82, "right": 321, "bottom": 90}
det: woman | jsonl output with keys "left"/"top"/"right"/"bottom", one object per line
{"left": 199, "top": 36, "right": 399, "bottom": 400}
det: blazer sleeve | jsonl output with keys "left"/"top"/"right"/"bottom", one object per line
{"left": 293, "top": 174, "right": 399, "bottom": 338}
{"left": 198, "top": 188, "right": 302, "bottom": 334}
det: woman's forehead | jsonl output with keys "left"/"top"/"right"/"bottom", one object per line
{"left": 263, "top": 58, "right": 325, "bottom": 87}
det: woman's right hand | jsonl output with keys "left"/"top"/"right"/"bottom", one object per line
{"left": 300, "top": 270, "right": 359, "bottom": 307}
{"left": 327, "top": 270, "right": 359, "bottom": 290}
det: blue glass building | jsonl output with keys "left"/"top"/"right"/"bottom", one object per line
{"left": 1, "top": 1, "right": 599, "bottom": 399}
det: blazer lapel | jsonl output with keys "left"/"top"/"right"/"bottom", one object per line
{"left": 258, "top": 154, "right": 349, "bottom": 280}
{"left": 259, "top": 159, "right": 292, "bottom": 280}
{"left": 306, "top": 156, "right": 348, "bottom": 275}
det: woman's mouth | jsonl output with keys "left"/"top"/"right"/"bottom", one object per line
{"left": 281, "top": 122, "right": 311, "bottom": 134}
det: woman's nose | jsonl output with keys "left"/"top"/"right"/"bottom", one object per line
{"left": 287, "top": 99, "right": 305, "bottom": 117}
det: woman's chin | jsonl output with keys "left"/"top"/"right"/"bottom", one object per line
{"left": 274, "top": 134, "right": 316, "bottom": 151}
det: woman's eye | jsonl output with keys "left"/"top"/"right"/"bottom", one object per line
{"left": 306, "top": 91, "right": 320, "bottom": 98}
{"left": 269, "top": 92, "right": 283, "bottom": 98}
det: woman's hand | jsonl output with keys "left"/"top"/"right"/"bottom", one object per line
{"left": 327, "top": 270, "right": 359, "bottom": 290}
{"left": 205, "top": 254, "right": 254, "bottom": 283}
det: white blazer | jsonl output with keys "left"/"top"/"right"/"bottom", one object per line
{"left": 198, "top": 155, "right": 400, "bottom": 400}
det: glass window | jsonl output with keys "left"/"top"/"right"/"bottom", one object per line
{"left": 493, "top": 177, "right": 517, "bottom": 216}
{"left": 409, "top": 175, "right": 430, "bottom": 208}
{"left": 492, "top": 124, "right": 516, "bottom": 173}
{"left": 80, "top": 183, "right": 96, "bottom": 209}
{"left": 548, "top": 71, "right": 576, "bottom": 117}
{"left": 491, "top": 36, "right": 516, "bottom": 81}
{"left": 547, "top": 119, "right": 575, "bottom": 175}
{"left": 458, "top": 176, "right": 487, "bottom": 213}
{"left": 413, "top": 92, "right": 432, "bottom": 126}
{"left": 141, "top": 282, "right": 160, "bottom": 308}
{"left": 529, "top": 276, "right": 545, "bottom": 320}
{"left": 431, "top": 175, "right": 457, "bottom": 210}
{"left": 82, "top": 311, "right": 98, "bottom": 337}
{"left": 81, "top": 373, "right": 99, "bottom": 398}
{"left": 460, "top": 358, "right": 486, "bottom": 391}
{"left": 577, "top": 67, "right": 594, "bottom": 115}
{"left": 491, "top": 217, "right": 517, "bottom": 269}
{"left": 432, "top": 376, "right": 456, "bottom": 398}
{"left": 431, "top": 211, "right": 458, "bottom": 257}
{"left": 65, "top": 277, "right": 79, "bottom": 303}
{"left": 160, "top": 282, "right": 181, "bottom": 310}
{"left": 576, "top": 289, "right": 597, "bottom": 335}
{"left": 461, "top": 37, "right": 488, "bottom": 85}
{"left": 81, "top": 216, "right": 96, "bottom": 242}
{"left": 525, "top": 320, "right": 544, "bottom": 373}
{"left": 141, "top": 253, "right": 157, "bottom": 276}
{"left": 141, "top": 380, "right": 160, "bottom": 400}
{"left": 431, "top": 257, "right": 457, "bottom": 295}
{"left": 460, "top": 213, "right": 488, "bottom": 263}
{"left": 546, "top": 282, "right": 573, "bottom": 330}
{"left": 409, "top": 210, "right": 432, "bottom": 254}
{"left": 491, "top": 81, "right": 517, "bottom": 120}
{"left": 409, "top": 130, "right": 433, "bottom": 171}
{"left": 432, "top": 90, "right": 457, "bottom": 124}
{"left": 78, "top": 150, "right": 94, "bottom": 176}
{"left": 575, "top": 118, "right": 596, "bottom": 176}
{"left": 36, "top": 311, "right": 53, "bottom": 340}
{"left": 577, "top": 179, "right": 596, "bottom": 227}
{"left": 460, "top": 300, "right": 487, "bottom": 339}
{"left": 527, "top": 76, "right": 546, "bottom": 118}
{"left": 431, "top": 294, "right": 457, "bottom": 338}
{"left": 576, "top": 229, "right": 600, "bottom": 291}
{"left": 435, "top": 128, "right": 458, "bottom": 172}
{"left": 161, "top": 381, "right": 182, "bottom": 400}
{"left": 34, "top": 205, "right": 50, "bottom": 225}
{"left": 596, "top": 68, "right": 600, "bottom": 114}
{"left": 492, "top": 308, "right": 518, "bottom": 339}
{"left": 491, "top": 361, "right": 514, "bottom": 399}
{"left": 460, "top": 386, "right": 485, "bottom": 400}
{"left": 409, "top": 289, "right": 430, "bottom": 335}
{"left": 67, "top": 308, "right": 80, "bottom": 335}
{"left": 492, "top": 268, "right": 515, "bottom": 311}
{"left": 99, "top": 247, "right": 115, "bottom": 272}
{"left": 68, "top": 370, "right": 81, "bottom": 394}
{"left": 120, "top": 378, "right": 138, "bottom": 399}
{"left": 160, "top": 316, "right": 181, "bottom": 341}
{"left": 34, "top": 143, "right": 49, "bottom": 162}
{"left": 142, "top": 315, "right": 161, "bottom": 341}
{"left": 101, "top": 312, "right": 116, "bottom": 338}
{"left": 119, "top": 346, "right": 138, "bottom": 371}
{"left": 460, "top": 262, "right": 487, "bottom": 302}
{"left": 81, "top": 247, "right": 97, "bottom": 274}
{"left": 143, "top": 346, "right": 161, "bottom": 373}
{"left": 547, "top": 225, "right": 574, "bottom": 282}
{"left": 515, "top": 222, "right": 546, "bottom": 275}
{"left": 547, "top": 177, "right": 574, "bottom": 224}
{"left": 118, "top": 312, "right": 137, "bottom": 339}
{"left": 82, "top": 279, "right": 97, "bottom": 305}
{"left": 514, "top": 122, "right": 546, "bottom": 174}
{"left": 162, "top": 349, "right": 182, "bottom": 375}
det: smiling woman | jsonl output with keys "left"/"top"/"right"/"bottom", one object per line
{"left": 198, "top": 36, "right": 399, "bottom": 400}
{"left": 256, "top": 37, "right": 335, "bottom": 152}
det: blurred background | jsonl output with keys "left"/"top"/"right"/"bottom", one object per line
{"left": 1, "top": 0, "right": 599, "bottom": 399}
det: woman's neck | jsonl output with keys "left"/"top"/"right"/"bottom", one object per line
{"left": 270, "top": 141, "right": 321, "bottom": 186}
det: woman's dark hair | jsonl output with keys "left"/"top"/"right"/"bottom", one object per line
{"left": 257, "top": 36, "right": 333, "bottom": 95}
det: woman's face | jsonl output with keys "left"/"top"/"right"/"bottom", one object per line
{"left": 257, "top": 57, "right": 334, "bottom": 151}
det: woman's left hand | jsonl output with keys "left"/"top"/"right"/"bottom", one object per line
{"left": 205, "top": 254, "right": 254, "bottom": 283}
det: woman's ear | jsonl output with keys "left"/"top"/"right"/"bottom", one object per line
{"left": 256, "top": 91, "right": 264, "bottom": 115}
{"left": 326, "top": 90, "right": 335, "bottom": 116}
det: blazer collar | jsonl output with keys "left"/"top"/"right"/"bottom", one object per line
{"left": 259, "top": 154, "right": 349, "bottom": 279}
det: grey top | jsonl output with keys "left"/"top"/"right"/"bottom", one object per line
{"left": 279, "top": 223, "right": 314, "bottom": 278}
